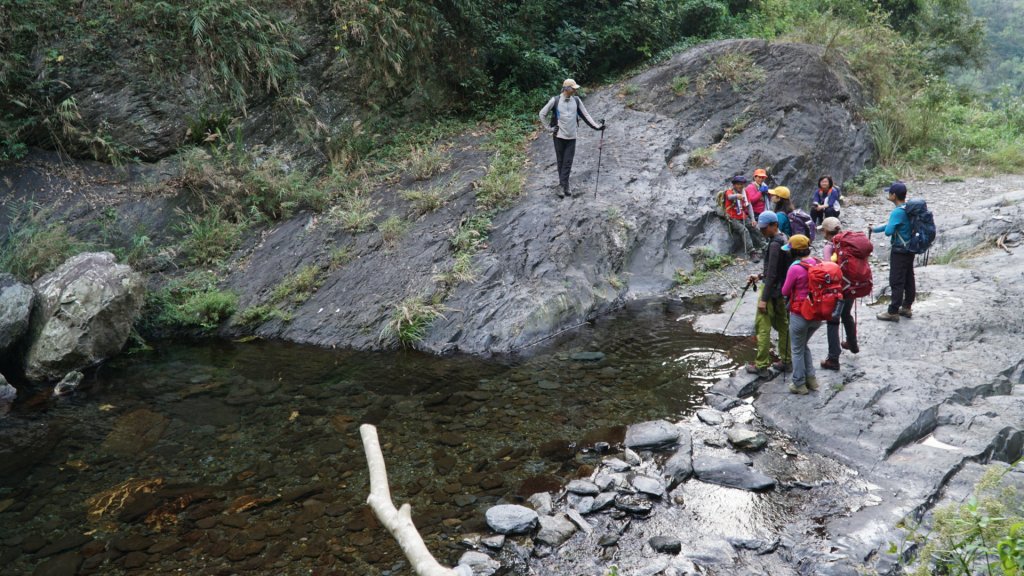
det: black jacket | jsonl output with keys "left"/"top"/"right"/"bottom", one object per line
{"left": 761, "top": 232, "right": 790, "bottom": 301}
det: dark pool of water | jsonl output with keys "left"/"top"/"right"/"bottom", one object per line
{"left": 0, "top": 299, "right": 755, "bottom": 575}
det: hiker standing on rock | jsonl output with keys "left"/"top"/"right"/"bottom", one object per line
{"left": 819, "top": 217, "right": 872, "bottom": 370}
{"left": 811, "top": 175, "right": 841, "bottom": 227}
{"left": 745, "top": 169, "right": 770, "bottom": 218}
{"left": 744, "top": 211, "right": 792, "bottom": 378}
{"left": 719, "top": 175, "right": 765, "bottom": 260}
{"left": 781, "top": 234, "right": 821, "bottom": 395}
{"left": 871, "top": 181, "right": 916, "bottom": 322}
{"left": 538, "top": 79, "right": 605, "bottom": 198}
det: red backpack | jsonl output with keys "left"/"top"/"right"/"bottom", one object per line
{"left": 797, "top": 260, "right": 844, "bottom": 321}
{"left": 832, "top": 231, "right": 873, "bottom": 298}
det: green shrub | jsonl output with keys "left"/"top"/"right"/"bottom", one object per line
{"left": 688, "top": 147, "right": 714, "bottom": 168}
{"left": 670, "top": 75, "right": 690, "bottom": 96}
{"left": 402, "top": 185, "right": 450, "bottom": 216}
{"left": 675, "top": 248, "right": 735, "bottom": 286}
{"left": 271, "top": 264, "right": 325, "bottom": 305}
{"left": 0, "top": 203, "right": 84, "bottom": 281}
{"left": 380, "top": 296, "right": 446, "bottom": 347}
{"left": 145, "top": 271, "right": 237, "bottom": 332}
{"left": 695, "top": 52, "right": 766, "bottom": 95}
{"left": 404, "top": 146, "right": 451, "bottom": 181}
{"left": 328, "top": 190, "right": 378, "bottom": 233}
{"left": 175, "top": 206, "right": 244, "bottom": 267}
{"left": 377, "top": 215, "right": 409, "bottom": 248}
{"left": 451, "top": 214, "right": 492, "bottom": 253}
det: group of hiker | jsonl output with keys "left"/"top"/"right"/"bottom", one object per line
{"left": 732, "top": 174, "right": 935, "bottom": 395}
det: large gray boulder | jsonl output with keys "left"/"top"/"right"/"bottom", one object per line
{"left": 692, "top": 456, "right": 776, "bottom": 492}
{"left": 625, "top": 420, "right": 681, "bottom": 451}
{"left": 25, "top": 253, "right": 144, "bottom": 382}
{"left": 0, "top": 273, "right": 34, "bottom": 356}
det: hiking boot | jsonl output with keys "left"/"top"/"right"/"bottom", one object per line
{"left": 876, "top": 311, "right": 900, "bottom": 322}
{"left": 820, "top": 358, "right": 840, "bottom": 371}
{"left": 841, "top": 340, "right": 860, "bottom": 354}
{"left": 898, "top": 307, "right": 913, "bottom": 318}
{"left": 745, "top": 363, "right": 771, "bottom": 378}
{"left": 772, "top": 361, "right": 792, "bottom": 372}
{"left": 806, "top": 376, "right": 819, "bottom": 391}
{"left": 789, "top": 382, "right": 810, "bottom": 395}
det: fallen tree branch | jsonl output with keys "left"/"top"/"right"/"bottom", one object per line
{"left": 360, "top": 424, "right": 470, "bottom": 576}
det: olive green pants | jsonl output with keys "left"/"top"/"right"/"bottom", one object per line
{"left": 754, "top": 289, "right": 791, "bottom": 369}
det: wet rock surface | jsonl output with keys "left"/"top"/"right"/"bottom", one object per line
{"left": 0, "top": 273, "right": 34, "bottom": 357}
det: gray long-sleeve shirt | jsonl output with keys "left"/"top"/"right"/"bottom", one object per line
{"left": 539, "top": 95, "right": 601, "bottom": 140}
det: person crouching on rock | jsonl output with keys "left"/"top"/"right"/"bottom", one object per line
{"left": 811, "top": 175, "right": 841, "bottom": 227}
{"left": 538, "top": 79, "right": 605, "bottom": 198}
{"left": 744, "top": 211, "right": 792, "bottom": 379}
{"left": 781, "top": 234, "right": 821, "bottom": 395}
{"left": 719, "top": 175, "right": 766, "bottom": 260}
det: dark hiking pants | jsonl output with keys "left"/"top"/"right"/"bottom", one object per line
{"left": 888, "top": 251, "right": 916, "bottom": 314}
{"left": 826, "top": 295, "right": 857, "bottom": 360}
{"left": 554, "top": 136, "right": 577, "bottom": 194}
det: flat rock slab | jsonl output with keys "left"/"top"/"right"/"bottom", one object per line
{"left": 614, "top": 494, "right": 654, "bottom": 516}
{"left": 696, "top": 408, "right": 727, "bottom": 426}
{"left": 632, "top": 475, "right": 665, "bottom": 498}
{"left": 625, "top": 420, "right": 680, "bottom": 451}
{"left": 458, "top": 551, "right": 500, "bottom": 576}
{"left": 569, "top": 351, "right": 605, "bottom": 362}
{"left": 693, "top": 456, "right": 776, "bottom": 492}
{"left": 485, "top": 504, "right": 538, "bottom": 535}
{"left": 565, "top": 480, "right": 600, "bottom": 496}
{"left": 664, "top": 438, "right": 694, "bottom": 488}
{"left": 101, "top": 408, "right": 169, "bottom": 456}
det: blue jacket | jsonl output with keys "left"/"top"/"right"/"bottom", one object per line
{"left": 776, "top": 211, "right": 791, "bottom": 236}
{"left": 872, "top": 204, "right": 912, "bottom": 252}
{"left": 813, "top": 187, "right": 840, "bottom": 210}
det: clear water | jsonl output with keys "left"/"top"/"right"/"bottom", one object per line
{"left": 0, "top": 299, "right": 756, "bottom": 575}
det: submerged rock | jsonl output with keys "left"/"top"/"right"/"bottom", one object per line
{"left": 485, "top": 505, "right": 538, "bottom": 535}
{"left": 52, "top": 371, "right": 84, "bottom": 396}
{"left": 25, "top": 253, "right": 144, "bottom": 383}
{"left": 569, "top": 351, "right": 605, "bottom": 362}
{"left": 692, "top": 456, "right": 776, "bottom": 492}
{"left": 626, "top": 420, "right": 680, "bottom": 451}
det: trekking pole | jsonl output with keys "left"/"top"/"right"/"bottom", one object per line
{"left": 594, "top": 119, "right": 605, "bottom": 199}
{"left": 722, "top": 279, "right": 756, "bottom": 334}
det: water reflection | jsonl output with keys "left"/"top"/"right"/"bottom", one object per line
{"left": 0, "top": 299, "right": 754, "bottom": 575}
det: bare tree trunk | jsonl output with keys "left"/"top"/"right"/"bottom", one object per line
{"left": 360, "top": 424, "right": 470, "bottom": 576}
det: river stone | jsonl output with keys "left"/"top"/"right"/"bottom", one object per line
{"left": 637, "top": 558, "right": 672, "bottom": 576}
{"left": 52, "top": 371, "right": 83, "bottom": 396}
{"left": 624, "top": 448, "right": 642, "bottom": 466}
{"left": 0, "top": 373, "right": 15, "bottom": 404}
{"left": 566, "top": 479, "right": 600, "bottom": 496}
{"left": 650, "top": 536, "right": 683, "bottom": 555}
{"left": 692, "top": 456, "right": 776, "bottom": 491}
{"left": 0, "top": 273, "right": 34, "bottom": 354}
{"left": 663, "top": 433, "right": 694, "bottom": 488}
{"left": 574, "top": 496, "right": 595, "bottom": 514}
{"left": 632, "top": 475, "right": 665, "bottom": 498}
{"left": 594, "top": 474, "right": 614, "bottom": 491}
{"left": 485, "top": 505, "right": 538, "bottom": 535}
{"left": 527, "top": 492, "right": 553, "bottom": 516}
{"left": 25, "top": 253, "right": 145, "bottom": 383}
{"left": 603, "top": 458, "right": 631, "bottom": 472}
{"left": 614, "top": 494, "right": 654, "bottom": 516}
{"left": 592, "top": 492, "right": 616, "bottom": 512}
{"left": 727, "top": 429, "right": 769, "bottom": 451}
{"left": 696, "top": 409, "right": 726, "bottom": 426}
{"left": 565, "top": 509, "right": 592, "bottom": 533}
{"left": 535, "top": 514, "right": 577, "bottom": 547}
{"left": 481, "top": 535, "right": 505, "bottom": 550}
{"left": 32, "top": 551, "right": 83, "bottom": 576}
{"left": 457, "top": 551, "right": 498, "bottom": 576}
{"left": 569, "top": 351, "right": 605, "bottom": 362}
{"left": 625, "top": 420, "right": 680, "bottom": 451}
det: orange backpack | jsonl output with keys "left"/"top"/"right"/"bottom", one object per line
{"left": 797, "top": 260, "right": 844, "bottom": 321}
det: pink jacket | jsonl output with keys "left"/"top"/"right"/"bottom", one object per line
{"left": 744, "top": 183, "right": 766, "bottom": 216}
{"left": 782, "top": 257, "right": 819, "bottom": 313}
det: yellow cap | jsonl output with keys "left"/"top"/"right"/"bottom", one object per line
{"left": 785, "top": 234, "right": 810, "bottom": 251}
{"left": 562, "top": 78, "right": 581, "bottom": 90}
{"left": 769, "top": 186, "right": 790, "bottom": 199}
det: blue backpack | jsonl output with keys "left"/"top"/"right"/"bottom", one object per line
{"left": 900, "top": 199, "right": 936, "bottom": 254}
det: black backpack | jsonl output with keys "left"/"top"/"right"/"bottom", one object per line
{"left": 900, "top": 199, "right": 937, "bottom": 254}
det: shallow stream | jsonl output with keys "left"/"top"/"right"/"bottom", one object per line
{"left": 0, "top": 299, "right": 782, "bottom": 575}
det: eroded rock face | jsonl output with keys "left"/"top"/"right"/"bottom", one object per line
{"left": 0, "top": 273, "right": 34, "bottom": 357}
{"left": 25, "top": 253, "right": 144, "bottom": 382}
